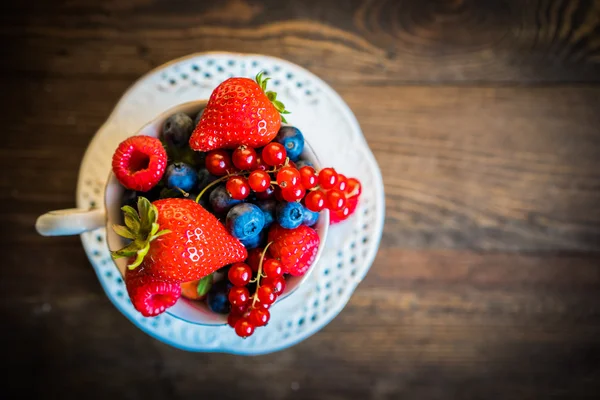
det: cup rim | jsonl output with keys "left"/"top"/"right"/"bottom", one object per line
{"left": 104, "top": 100, "right": 329, "bottom": 326}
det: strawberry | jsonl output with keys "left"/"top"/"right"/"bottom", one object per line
{"left": 267, "top": 224, "right": 320, "bottom": 276}
{"left": 112, "top": 197, "right": 247, "bottom": 282}
{"left": 125, "top": 264, "right": 181, "bottom": 317}
{"left": 112, "top": 135, "right": 167, "bottom": 192}
{"left": 189, "top": 72, "right": 290, "bottom": 151}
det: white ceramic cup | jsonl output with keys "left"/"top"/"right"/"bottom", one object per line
{"left": 35, "top": 100, "right": 329, "bottom": 325}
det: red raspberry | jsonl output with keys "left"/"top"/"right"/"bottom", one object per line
{"left": 268, "top": 224, "right": 320, "bottom": 276}
{"left": 125, "top": 266, "right": 181, "bottom": 317}
{"left": 112, "top": 136, "right": 167, "bottom": 192}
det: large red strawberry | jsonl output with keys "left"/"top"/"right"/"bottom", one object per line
{"left": 267, "top": 224, "right": 320, "bottom": 276}
{"left": 112, "top": 135, "right": 167, "bottom": 192}
{"left": 189, "top": 72, "right": 289, "bottom": 151}
{"left": 112, "top": 197, "right": 247, "bottom": 282}
{"left": 125, "top": 264, "right": 181, "bottom": 317}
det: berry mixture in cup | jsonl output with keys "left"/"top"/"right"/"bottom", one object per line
{"left": 110, "top": 73, "right": 362, "bottom": 337}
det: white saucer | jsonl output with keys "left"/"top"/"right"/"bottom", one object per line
{"left": 77, "top": 52, "right": 385, "bottom": 355}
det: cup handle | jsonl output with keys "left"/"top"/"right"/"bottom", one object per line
{"left": 35, "top": 208, "right": 106, "bottom": 236}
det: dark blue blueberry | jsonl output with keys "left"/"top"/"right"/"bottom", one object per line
{"left": 161, "top": 112, "right": 194, "bottom": 148}
{"left": 136, "top": 185, "right": 163, "bottom": 203}
{"left": 121, "top": 189, "right": 138, "bottom": 209}
{"left": 275, "top": 126, "right": 305, "bottom": 161}
{"left": 207, "top": 280, "right": 232, "bottom": 314}
{"left": 165, "top": 162, "right": 198, "bottom": 192}
{"left": 196, "top": 167, "right": 218, "bottom": 192}
{"left": 295, "top": 159, "right": 314, "bottom": 169}
{"left": 226, "top": 203, "right": 265, "bottom": 240}
{"left": 302, "top": 206, "right": 320, "bottom": 227}
{"left": 209, "top": 184, "right": 241, "bottom": 214}
{"left": 196, "top": 195, "right": 209, "bottom": 210}
{"left": 240, "top": 230, "right": 266, "bottom": 249}
{"left": 255, "top": 199, "right": 277, "bottom": 228}
{"left": 194, "top": 107, "right": 205, "bottom": 127}
{"left": 276, "top": 201, "right": 304, "bottom": 229}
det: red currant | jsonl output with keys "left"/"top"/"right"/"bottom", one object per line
{"left": 234, "top": 318, "right": 255, "bottom": 338}
{"left": 226, "top": 176, "right": 250, "bottom": 200}
{"left": 232, "top": 145, "right": 257, "bottom": 170}
{"left": 318, "top": 168, "right": 338, "bottom": 189}
{"left": 299, "top": 166, "right": 318, "bottom": 189}
{"left": 304, "top": 190, "right": 326, "bottom": 212}
{"left": 326, "top": 189, "right": 346, "bottom": 211}
{"left": 281, "top": 184, "right": 305, "bottom": 202}
{"left": 262, "top": 259, "right": 283, "bottom": 278}
{"left": 248, "top": 170, "right": 271, "bottom": 192}
{"left": 227, "top": 312, "right": 243, "bottom": 328}
{"left": 231, "top": 303, "right": 249, "bottom": 315}
{"left": 263, "top": 276, "right": 286, "bottom": 294}
{"left": 276, "top": 166, "right": 300, "bottom": 189}
{"left": 228, "top": 286, "right": 250, "bottom": 307}
{"left": 255, "top": 185, "right": 275, "bottom": 199}
{"left": 256, "top": 285, "right": 276, "bottom": 305}
{"left": 248, "top": 308, "right": 270, "bottom": 327}
{"left": 346, "top": 177, "right": 362, "bottom": 197}
{"left": 261, "top": 143, "right": 287, "bottom": 166}
{"left": 273, "top": 185, "right": 284, "bottom": 201}
{"left": 335, "top": 174, "right": 348, "bottom": 192}
{"left": 257, "top": 301, "right": 271, "bottom": 309}
{"left": 205, "top": 150, "right": 233, "bottom": 176}
{"left": 246, "top": 248, "right": 263, "bottom": 272}
{"left": 254, "top": 156, "right": 269, "bottom": 171}
{"left": 228, "top": 262, "right": 252, "bottom": 286}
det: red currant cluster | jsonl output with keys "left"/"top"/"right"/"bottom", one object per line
{"left": 226, "top": 246, "right": 285, "bottom": 337}
{"left": 202, "top": 143, "right": 362, "bottom": 220}
{"left": 303, "top": 168, "right": 362, "bottom": 221}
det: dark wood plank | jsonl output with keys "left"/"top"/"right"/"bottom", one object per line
{"left": 3, "top": 1, "right": 600, "bottom": 399}
{"left": 3, "top": 0, "right": 600, "bottom": 84}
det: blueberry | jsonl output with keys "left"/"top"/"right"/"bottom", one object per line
{"left": 275, "top": 126, "right": 304, "bottom": 161}
{"left": 240, "top": 230, "right": 266, "bottom": 249}
{"left": 165, "top": 162, "right": 198, "bottom": 192}
{"left": 207, "top": 280, "right": 232, "bottom": 314}
{"left": 136, "top": 185, "right": 163, "bottom": 203}
{"left": 121, "top": 189, "right": 138, "bottom": 209}
{"left": 226, "top": 203, "right": 265, "bottom": 240}
{"left": 161, "top": 112, "right": 194, "bottom": 148}
{"left": 295, "top": 159, "right": 314, "bottom": 169}
{"left": 197, "top": 196, "right": 209, "bottom": 210}
{"left": 194, "top": 107, "right": 205, "bottom": 127}
{"left": 209, "top": 184, "right": 241, "bottom": 214}
{"left": 276, "top": 201, "right": 304, "bottom": 229}
{"left": 302, "top": 206, "right": 320, "bottom": 227}
{"left": 255, "top": 199, "right": 276, "bottom": 228}
{"left": 196, "top": 167, "right": 218, "bottom": 192}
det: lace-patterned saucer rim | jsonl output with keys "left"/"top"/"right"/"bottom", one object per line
{"left": 77, "top": 52, "right": 385, "bottom": 354}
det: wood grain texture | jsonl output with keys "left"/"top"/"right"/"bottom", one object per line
{"left": 2, "top": 0, "right": 600, "bottom": 399}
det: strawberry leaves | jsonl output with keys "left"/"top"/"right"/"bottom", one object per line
{"left": 111, "top": 197, "right": 170, "bottom": 270}
{"left": 255, "top": 71, "right": 290, "bottom": 123}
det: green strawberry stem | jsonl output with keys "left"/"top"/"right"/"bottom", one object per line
{"left": 250, "top": 241, "right": 273, "bottom": 308}
{"left": 111, "top": 197, "right": 171, "bottom": 270}
{"left": 255, "top": 72, "right": 290, "bottom": 123}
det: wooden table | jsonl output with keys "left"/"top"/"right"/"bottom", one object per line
{"left": 4, "top": 1, "right": 600, "bottom": 398}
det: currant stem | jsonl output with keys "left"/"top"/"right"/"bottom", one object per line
{"left": 251, "top": 241, "right": 273, "bottom": 308}
{"left": 195, "top": 165, "right": 291, "bottom": 203}
{"left": 175, "top": 187, "right": 190, "bottom": 198}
